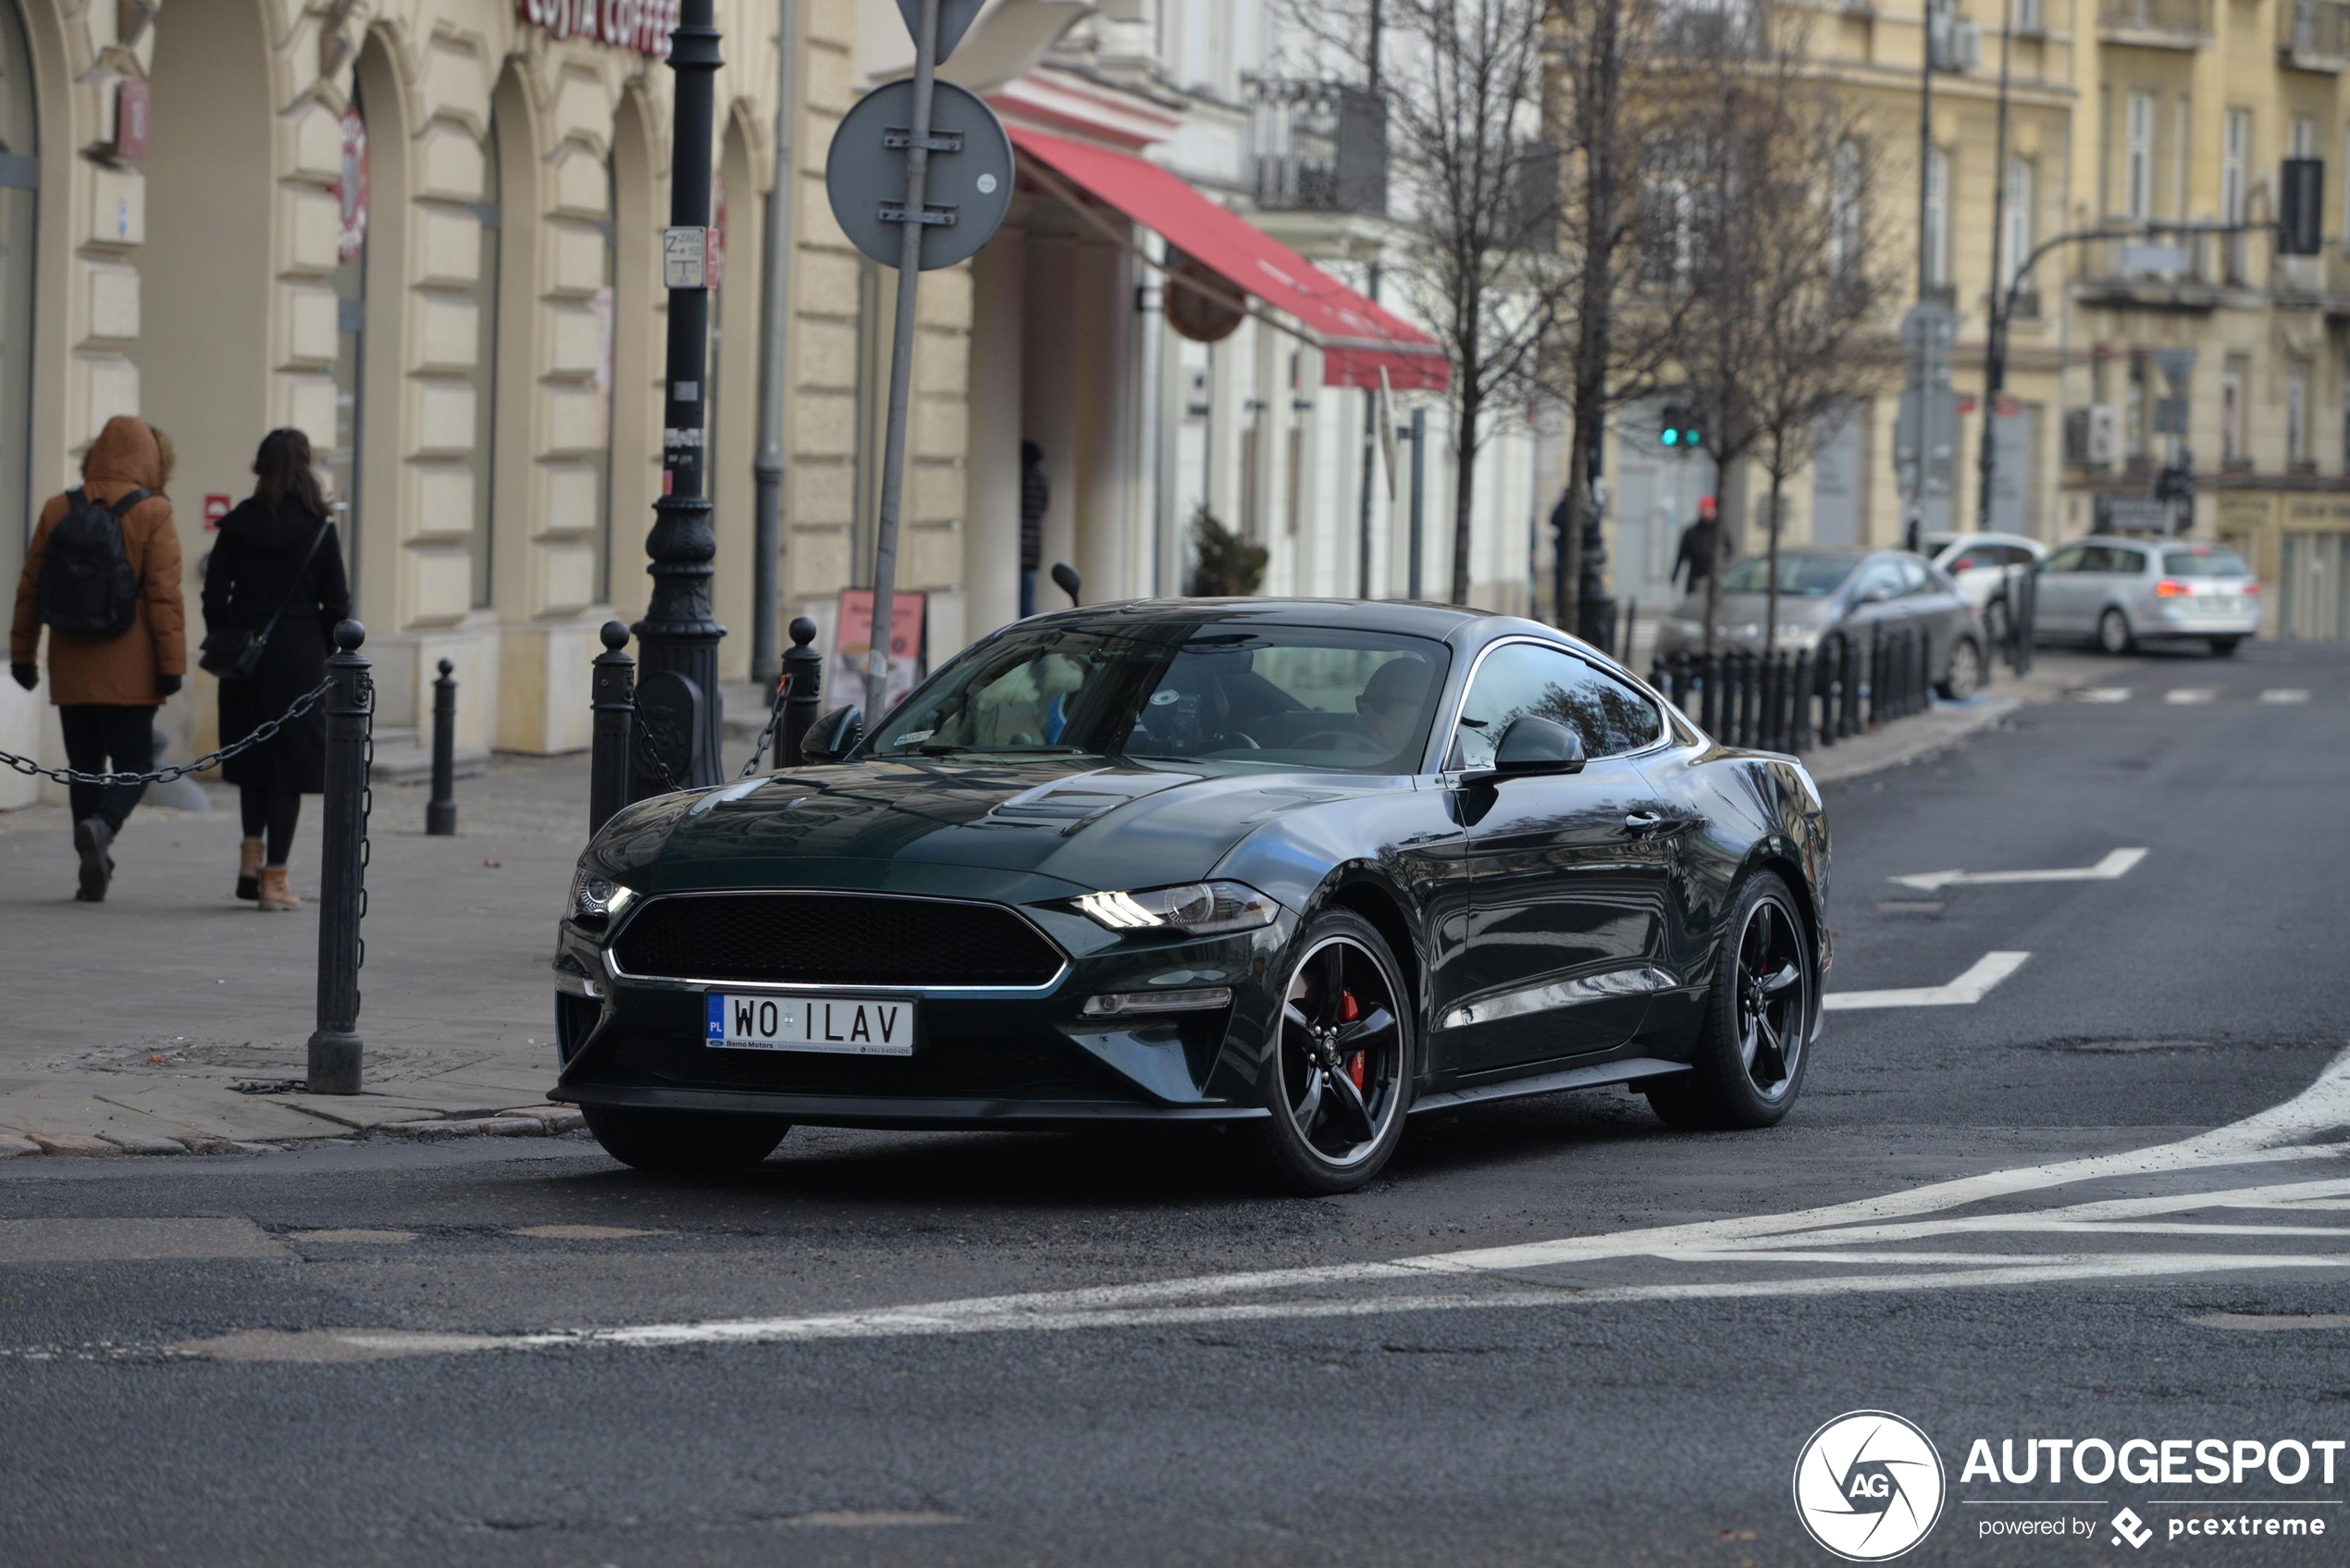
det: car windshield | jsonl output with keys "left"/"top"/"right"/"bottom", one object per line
{"left": 2161, "top": 547, "right": 2251, "bottom": 578}
{"left": 864, "top": 621, "right": 1453, "bottom": 773}
{"left": 1715, "top": 554, "right": 1860, "bottom": 599}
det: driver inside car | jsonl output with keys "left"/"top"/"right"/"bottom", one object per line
{"left": 1355, "top": 657, "right": 1435, "bottom": 756}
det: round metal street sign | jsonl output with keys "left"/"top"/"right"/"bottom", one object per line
{"left": 824, "top": 79, "right": 1014, "bottom": 272}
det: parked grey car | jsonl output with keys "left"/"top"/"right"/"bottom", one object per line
{"left": 1653, "top": 549, "right": 1989, "bottom": 699}
{"left": 2032, "top": 537, "right": 2261, "bottom": 656}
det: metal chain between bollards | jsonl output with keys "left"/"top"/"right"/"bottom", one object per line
{"left": 0, "top": 677, "right": 333, "bottom": 787}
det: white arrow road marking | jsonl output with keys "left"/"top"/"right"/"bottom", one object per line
{"left": 2165, "top": 686, "right": 2218, "bottom": 704}
{"left": 156, "top": 1055, "right": 2350, "bottom": 1366}
{"left": 1889, "top": 847, "right": 2147, "bottom": 892}
{"left": 2074, "top": 687, "right": 2133, "bottom": 703}
{"left": 1819, "top": 950, "right": 2030, "bottom": 1010}
{"left": 2261, "top": 688, "right": 2310, "bottom": 705}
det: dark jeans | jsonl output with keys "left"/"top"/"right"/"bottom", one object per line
{"left": 57, "top": 704, "right": 156, "bottom": 832}
{"left": 1019, "top": 567, "right": 1036, "bottom": 619}
{"left": 238, "top": 785, "right": 302, "bottom": 867}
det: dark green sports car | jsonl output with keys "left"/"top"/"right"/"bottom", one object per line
{"left": 550, "top": 599, "right": 1830, "bottom": 1192}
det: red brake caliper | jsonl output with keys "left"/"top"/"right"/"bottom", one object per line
{"left": 1339, "top": 990, "right": 1366, "bottom": 1089}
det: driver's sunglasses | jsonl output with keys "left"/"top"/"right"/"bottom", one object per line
{"left": 1356, "top": 692, "right": 1412, "bottom": 715}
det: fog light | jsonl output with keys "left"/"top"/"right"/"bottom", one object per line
{"left": 1081, "top": 986, "right": 1234, "bottom": 1018}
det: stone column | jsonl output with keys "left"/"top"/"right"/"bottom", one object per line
{"left": 965, "top": 217, "right": 1025, "bottom": 635}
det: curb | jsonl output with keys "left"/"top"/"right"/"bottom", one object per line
{"left": 0, "top": 1106, "right": 586, "bottom": 1160}
{"left": 1805, "top": 661, "right": 2114, "bottom": 788}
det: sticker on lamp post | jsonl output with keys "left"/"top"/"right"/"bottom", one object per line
{"left": 662, "top": 226, "right": 709, "bottom": 290}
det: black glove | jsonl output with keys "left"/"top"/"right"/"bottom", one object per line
{"left": 155, "top": 673, "right": 182, "bottom": 699}
{"left": 8, "top": 664, "right": 34, "bottom": 693}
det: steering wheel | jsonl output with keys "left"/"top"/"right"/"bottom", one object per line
{"left": 1292, "top": 729, "right": 1385, "bottom": 755}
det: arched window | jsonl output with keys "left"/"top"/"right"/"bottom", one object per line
{"left": 0, "top": 0, "right": 38, "bottom": 589}
{"left": 470, "top": 109, "right": 500, "bottom": 609}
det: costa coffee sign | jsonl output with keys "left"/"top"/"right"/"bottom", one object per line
{"left": 517, "top": 0, "right": 680, "bottom": 56}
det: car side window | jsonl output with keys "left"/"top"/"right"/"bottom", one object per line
{"left": 2109, "top": 548, "right": 2148, "bottom": 575}
{"left": 1453, "top": 643, "right": 1662, "bottom": 770}
{"left": 1852, "top": 561, "right": 1905, "bottom": 600}
{"left": 1896, "top": 558, "right": 1935, "bottom": 596}
{"left": 2043, "top": 546, "right": 2085, "bottom": 574}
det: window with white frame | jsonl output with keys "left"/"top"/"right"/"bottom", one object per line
{"left": 2124, "top": 93, "right": 2154, "bottom": 220}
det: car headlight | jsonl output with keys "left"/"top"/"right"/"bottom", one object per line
{"left": 1075, "top": 881, "right": 1279, "bottom": 935}
{"left": 1775, "top": 624, "right": 1823, "bottom": 648}
{"left": 566, "top": 865, "right": 637, "bottom": 925}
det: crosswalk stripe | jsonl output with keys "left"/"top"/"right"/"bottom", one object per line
{"left": 2075, "top": 687, "right": 2132, "bottom": 703}
{"left": 2164, "top": 687, "right": 2217, "bottom": 704}
{"left": 2261, "top": 688, "right": 2311, "bottom": 704}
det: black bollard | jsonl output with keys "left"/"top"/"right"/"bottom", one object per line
{"left": 1793, "top": 648, "right": 1815, "bottom": 752}
{"left": 1758, "top": 653, "right": 1779, "bottom": 750}
{"left": 1619, "top": 601, "right": 1639, "bottom": 665}
{"left": 780, "top": 615, "right": 823, "bottom": 767}
{"left": 426, "top": 658, "right": 457, "bottom": 836}
{"left": 1700, "top": 652, "right": 1721, "bottom": 735}
{"left": 307, "top": 620, "right": 371, "bottom": 1096}
{"left": 1815, "top": 642, "right": 1836, "bottom": 748}
{"left": 588, "top": 621, "right": 635, "bottom": 839}
{"left": 1737, "top": 652, "right": 1758, "bottom": 747}
{"left": 1670, "top": 652, "right": 1691, "bottom": 717}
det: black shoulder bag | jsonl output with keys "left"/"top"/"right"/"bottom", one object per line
{"left": 198, "top": 519, "right": 331, "bottom": 681}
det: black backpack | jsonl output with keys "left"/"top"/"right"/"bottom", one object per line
{"left": 35, "top": 487, "right": 150, "bottom": 637}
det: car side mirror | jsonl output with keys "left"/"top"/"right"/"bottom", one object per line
{"left": 1857, "top": 586, "right": 1889, "bottom": 605}
{"left": 1463, "top": 715, "right": 1585, "bottom": 784}
{"left": 798, "top": 704, "right": 863, "bottom": 764}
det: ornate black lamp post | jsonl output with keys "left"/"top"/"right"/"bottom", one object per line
{"left": 631, "top": 0, "right": 725, "bottom": 800}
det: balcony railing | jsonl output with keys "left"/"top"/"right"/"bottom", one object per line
{"left": 2279, "top": 0, "right": 2350, "bottom": 67}
{"left": 2097, "top": 0, "right": 2212, "bottom": 43}
{"left": 1247, "top": 80, "right": 1388, "bottom": 217}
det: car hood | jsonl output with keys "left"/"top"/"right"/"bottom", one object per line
{"left": 592, "top": 755, "right": 1395, "bottom": 900}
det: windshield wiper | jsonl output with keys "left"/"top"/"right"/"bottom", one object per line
{"left": 906, "top": 743, "right": 1084, "bottom": 757}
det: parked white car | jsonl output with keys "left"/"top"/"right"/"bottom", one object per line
{"left": 1920, "top": 531, "right": 2047, "bottom": 647}
{"left": 2033, "top": 537, "right": 2262, "bottom": 656}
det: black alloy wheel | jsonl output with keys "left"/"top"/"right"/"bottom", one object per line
{"left": 1252, "top": 909, "right": 1413, "bottom": 1194}
{"left": 1937, "top": 636, "right": 1983, "bottom": 701}
{"left": 1647, "top": 871, "right": 1813, "bottom": 1130}
{"left": 2097, "top": 607, "right": 2134, "bottom": 656}
{"left": 582, "top": 1105, "right": 791, "bottom": 1174}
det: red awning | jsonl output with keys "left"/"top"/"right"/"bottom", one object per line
{"left": 1008, "top": 125, "right": 1451, "bottom": 393}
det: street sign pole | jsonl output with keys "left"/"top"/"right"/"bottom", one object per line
{"left": 863, "top": 0, "right": 943, "bottom": 725}
{"left": 632, "top": 0, "right": 724, "bottom": 800}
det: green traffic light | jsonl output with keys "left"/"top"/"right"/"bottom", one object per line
{"left": 1661, "top": 429, "right": 1679, "bottom": 447}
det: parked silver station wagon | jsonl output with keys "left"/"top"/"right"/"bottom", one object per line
{"left": 2033, "top": 538, "right": 2262, "bottom": 656}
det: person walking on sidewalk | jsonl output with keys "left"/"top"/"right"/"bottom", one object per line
{"left": 201, "top": 428, "right": 350, "bottom": 912}
{"left": 8, "top": 414, "right": 186, "bottom": 903}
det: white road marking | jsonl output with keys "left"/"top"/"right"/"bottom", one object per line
{"left": 2164, "top": 686, "right": 2218, "bottom": 704}
{"left": 1820, "top": 950, "right": 2030, "bottom": 1010}
{"left": 2074, "top": 687, "right": 2133, "bottom": 703}
{"left": 147, "top": 1051, "right": 2350, "bottom": 1364}
{"left": 2261, "top": 688, "right": 2310, "bottom": 705}
{"left": 1890, "top": 847, "right": 2146, "bottom": 893}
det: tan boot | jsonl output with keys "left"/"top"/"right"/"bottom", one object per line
{"left": 256, "top": 865, "right": 301, "bottom": 911}
{"left": 236, "top": 839, "right": 264, "bottom": 902}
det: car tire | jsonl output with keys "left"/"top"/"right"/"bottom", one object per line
{"left": 582, "top": 1105, "right": 790, "bottom": 1173}
{"left": 2096, "top": 607, "right": 2134, "bottom": 656}
{"left": 2209, "top": 636, "right": 2242, "bottom": 657}
{"left": 1936, "top": 636, "right": 1983, "bottom": 701}
{"left": 1645, "top": 870, "right": 1814, "bottom": 1131}
{"left": 1246, "top": 907, "right": 1415, "bottom": 1195}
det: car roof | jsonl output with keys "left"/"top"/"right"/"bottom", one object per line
{"left": 1013, "top": 597, "right": 1498, "bottom": 640}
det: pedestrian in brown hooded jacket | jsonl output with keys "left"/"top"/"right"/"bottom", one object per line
{"left": 8, "top": 414, "right": 187, "bottom": 902}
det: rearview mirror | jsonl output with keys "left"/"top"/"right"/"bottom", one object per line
{"left": 1463, "top": 715, "right": 1585, "bottom": 784}
{"left": 798, "top": 704, "right": 863, "bottom": 765}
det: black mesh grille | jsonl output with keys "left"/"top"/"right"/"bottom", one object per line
{"left": 612, "top": 894, "right": 1064, "bottom": 987}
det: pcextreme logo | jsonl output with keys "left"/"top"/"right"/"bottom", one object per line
{"left": 1793, "top": 1410, "right": 1948, "bottom": 1562}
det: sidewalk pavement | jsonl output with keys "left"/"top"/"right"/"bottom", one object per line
{"left": 0, "top": 648, "right": 2122, "bottom": 1159}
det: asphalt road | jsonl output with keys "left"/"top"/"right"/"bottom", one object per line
{"left": 5, "top": 640, "right": 2348, "bottom": 1567}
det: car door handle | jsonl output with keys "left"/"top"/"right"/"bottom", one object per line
{"left": 1624, "top": 811, "right": 1666, "bottom": 833}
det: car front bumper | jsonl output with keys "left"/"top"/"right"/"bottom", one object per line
{"left": 547, "top": 895, "right": 1292, "bottom": 1130}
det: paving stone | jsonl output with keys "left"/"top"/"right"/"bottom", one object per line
{"left": 0, "top": 1135, "right": 40, "bottom": 1158}
{"left": 99, "top": 1134, "right": 190, "bottom": 1155}
{"left": 29, "top": 1132, "right": 119, "bottom": 1157}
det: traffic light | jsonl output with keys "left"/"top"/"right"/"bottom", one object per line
{"left": 1659, "top": 404, "right": 1704, "bottom": 451}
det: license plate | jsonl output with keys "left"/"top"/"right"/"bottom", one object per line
{"left": 705, "top": 993, "right": 914, "bottom": 1056}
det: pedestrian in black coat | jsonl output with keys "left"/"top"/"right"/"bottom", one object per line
{"left": 200, "top": 428, "right": 351, "bottom": 911}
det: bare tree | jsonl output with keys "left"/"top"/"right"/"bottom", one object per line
{"left": 1666, "top": 2, "right": 1895, "bottom": 657}
{"left": 1288, "top": 0, "right": 1571, "bottom": 606}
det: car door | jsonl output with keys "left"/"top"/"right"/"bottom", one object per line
{"left": 1897, "top": 555, "right": 1966, "bottom": 672}
{"left": 2099, "top": 543, "right": 2151, "bottom": 629}
{"left": 1441, "top": 641, "right": 1682, "bottom": 1076}
{"left": 2035, "top": 543, "right": 2093, "bottom": 636}
{"left": 1832, "top": 556, "right": 1909, "bottom": 654}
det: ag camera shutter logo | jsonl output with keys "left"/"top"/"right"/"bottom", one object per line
{"left": 1793, "top": 1410, "right": 1948, "bottom": 1561}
